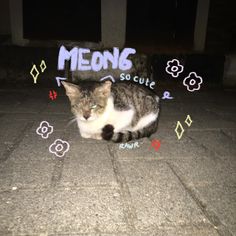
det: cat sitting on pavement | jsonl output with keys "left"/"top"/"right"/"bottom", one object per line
{"left": 62, "top": 80, "right": 160, "bottom": 143}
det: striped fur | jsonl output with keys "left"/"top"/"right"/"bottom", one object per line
{"left": 102, "top": 120, "right": 159, "bottom": 143}
{"left": 62, "top": 80, "right": 160, "bottom": 143}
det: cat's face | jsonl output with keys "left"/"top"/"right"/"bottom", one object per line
{"left": 62, "top": 81, "right": 111, "bottom": 121}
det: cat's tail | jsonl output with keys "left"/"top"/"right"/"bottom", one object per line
{"left": 101, "top": 120, "right": 158, "bottom": 143}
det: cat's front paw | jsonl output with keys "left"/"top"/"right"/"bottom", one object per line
{"left": 92, "top": 134, "right": 102, "bottom": 140}
{"left": 80, "top": 132, "right": 92, "bottom": 139}
{"left": 101, "top": 124, "right": 114, "bottom": 140}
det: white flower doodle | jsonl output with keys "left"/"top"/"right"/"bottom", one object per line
{"left": 165, "top": 59, "right": 184, "bottom": 78}
{"left": 49, "top": 139, "right": 70, "bottom": 157}
{"left": 183, "top": 72, "right": 203, "bottom": 92}
{"left": 36, "top": 121, "right": 53, "bottom": 139}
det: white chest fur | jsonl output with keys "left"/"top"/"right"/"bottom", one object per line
{"left": 77, "top": 96, "right": 135, "bottom": 135}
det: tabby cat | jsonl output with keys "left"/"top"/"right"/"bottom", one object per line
{"left": 62, "top": 80, "right": 160, "bottom": 142}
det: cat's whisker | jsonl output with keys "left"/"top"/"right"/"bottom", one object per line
{"left": 66, "top": 117, "right": 77, "bottom": 127}
{"left": 67, "top": 115, "right": 77, "bottom": 122}
{"left": 68, "top": 115, "right": 75, "bottom": 120}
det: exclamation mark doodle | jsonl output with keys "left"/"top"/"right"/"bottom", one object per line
{"left": 30, "top": 60, "right": 47, "bottom": 84}
{"left": 49, "top": 90, "right": 57, "bottom": 100}
{"left": 30, "top": 64, "right": 39, "bottom": 84}
{"left": 175, "top": 115, "right": 193, "bottom": 140}
{"left": 175, "top": 121, "right": 185, "bottom": 139}
{"left": 40, "top": 60, "right": 47, "bottom": 72}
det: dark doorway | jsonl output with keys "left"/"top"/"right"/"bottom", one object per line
{"left": 126, "top": 0, "right": 198, "bottom": 52}
{"left": 23, "top": 0, "right": 101, "bottom": 42}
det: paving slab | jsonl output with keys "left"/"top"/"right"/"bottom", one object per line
{"left": 1, "top": 159, "right": 54, "bottom": 190}
{"left": 176, "top": 89, "right": 235, "bottom": 105}
{"left": 0, "top": 118, "right": 30, "bottom": 159}
{"left": 193, "top": 184, "right": 236, "bottom": 235}
{"left": 205, "top": 105, "right": 236, "bottom": 123}
{"left": 169, "top": 157, "right": 236, "bottom": 187}
{"left": 13, "top": 97, "right": 48, "bottom": 113}
{"left": 169, "top": 157, "right": 236, "bottom": 235}
{"left": 0, "top": 189, "right": 54, "bottom": 235}
{"left": 0, "top": 87, "right": 235, "bottom": 235}
{"left": 0, "top": 188, "right": 127, "bottom": 235}
{"left": 119, "top": 160, "right": 211, "bottom": 231}
{"left": 187, "top": 130, "right": 236, "bottom": 158}
{"left": 0, "top": 112, "right": 38, "bottom": 121}
{"left": 113, "top": 135, "right": 209, "bottom": 161}
{"left": 42, "top": 96, "right": 71, "bottom": 114}
{"left": 181, "top": 110, "right": 236, "bottom": 129}
{"left": 0, "top": 160, "right": 13, "bottom": 191}
{"left": 32, "top": 114, "right": 72, "bottom": 132}
{"left": 60, "top": 142, "right": 118, "bottom": 187}
{"left": 0, "top": 90, "right": 28, "bottom": 113}
{"left": 159, "top": 100, "right": 185, "bottom": 116}
{"left": 8, "top": 130, "right": 65, "bottom": 162}
{"left": 133, "top": 226, "right": 220, "bottom": 236}
{"left": 51, "top": 188, "right": 127, "bottom": 234}
{"left": 0, "top": 89, "right": 49, "bottom": 114}
{"left": 47, "top": 226, "right": 220, "bottom": 236}
{"left": 223, "top": 129, "right": 236, "bottom": 141}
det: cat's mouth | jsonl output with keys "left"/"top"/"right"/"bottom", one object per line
{"left": 78, "top": 116, "right": 96, "bottom": 122}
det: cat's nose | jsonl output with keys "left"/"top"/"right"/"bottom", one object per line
{"left": 83, "top": 114, "right": 90, "bottom": 120}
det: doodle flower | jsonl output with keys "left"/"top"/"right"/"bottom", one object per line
{"left": 36, "top": 121, "right": 53, "bottom": 139}
{"left": 183, "top": 72, "right": 203, "bottom": 92}
{"left": 49, "top": 139, "right": 70, "bottom": 157}
{"left": 165, "top": 59, "right": 184, "bottom": 78}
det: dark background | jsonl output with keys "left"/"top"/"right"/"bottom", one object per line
{"left": 23, "top": 0, "right": 101, "bottom": 42}
{"left": 0, "top": 0, "right": 235, "bottom": 87}
{"left": 22, "top": 0, "right": 235, "bottom": 53}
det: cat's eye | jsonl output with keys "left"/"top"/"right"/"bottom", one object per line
{"left": 90, "top": 104, "right": 97, "bottom": 109}
{"left": 72, "top": 104, "right": 79, "bottom": 108}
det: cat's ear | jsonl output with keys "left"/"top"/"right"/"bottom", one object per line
{"left": 96, "top": 80, "right": 112, "bottom": 97}
{"left": 61, "top": 81, "right": 80, "bottom": 99}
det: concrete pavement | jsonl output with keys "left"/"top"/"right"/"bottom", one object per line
{"left": 0, "top": 87, "right": 235, "bottom": 236}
